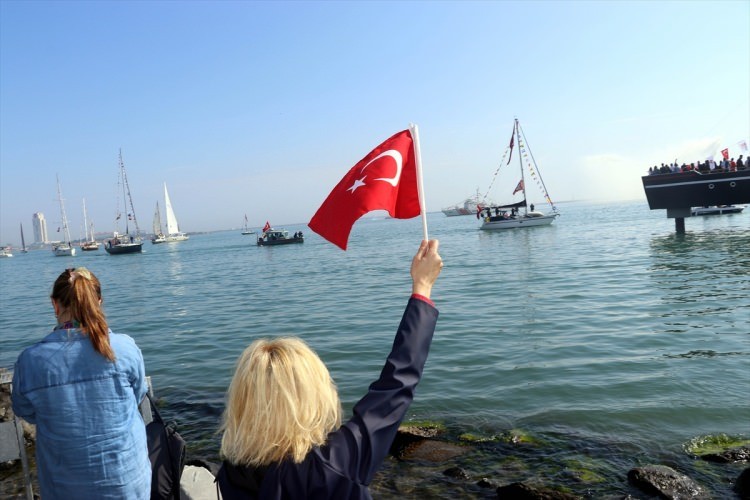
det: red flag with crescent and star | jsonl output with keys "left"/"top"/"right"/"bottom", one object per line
{"left": 308, "top": 129, "right": 420, "bottom": 250}
{"left": 262, "top": 221, "right": 271, "bottom": 233}
{"left": 513, "top": 179, "right": 524, "bottom": 195}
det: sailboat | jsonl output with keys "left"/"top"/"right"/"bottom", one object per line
{"left": 151, "top": 183, "right": 188, "bottom": 243}
{"left": 19, "top": 223, "right": 28, "bottom": 253}
{"left": 80, "top": 198, "right": 100, "bottom": 251}
{"left": 241, "top": 214, "right": 254, "bottom": 235}
{"left": 479, "top": 118, "right": 559, "bottom": 230}
{"left": 152, "top": 201, "right": 166, "bottom": 243}
{"left": 105, "top": 150, "right": 143, "bottom": 254}
{"left": 53, "top": 175, "right": 76, "bottom": 256}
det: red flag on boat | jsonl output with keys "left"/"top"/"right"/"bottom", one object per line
{"left": 476, "top": 204, "right": 483, "bottom": 219}
{"left": 721, "top": 148, "right": 729, "bottom": 160}
{"left": 262, "top": 221, "right": 271, "bottom": 233}
{"left": 513, "top": 179, "right": 524, "bottom": 195}
{"left": 308, "top": 129, "right": 420, "bottom": 250}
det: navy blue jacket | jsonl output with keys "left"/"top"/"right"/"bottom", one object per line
{"left": 217, "top": 296, "right": 439, "bottom": 499}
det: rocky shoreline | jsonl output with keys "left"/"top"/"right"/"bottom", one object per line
{"left": 2, "top": 378, "right": 749, "bottom": 499}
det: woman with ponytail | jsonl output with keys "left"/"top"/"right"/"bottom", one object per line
{"left": 12, "top": 267, "right": 151, "bottom": 499}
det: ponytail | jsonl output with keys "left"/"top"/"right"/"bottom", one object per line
{"left": 52, "top": 268, "right": 115, "bottom": 361}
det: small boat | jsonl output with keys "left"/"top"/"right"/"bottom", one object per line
{"left": 19, "top": 223, "right": 28, "bottom": 253}
{"left": 442, "top": 189, "right": 484, "bottom": 217}
{"left": 256, "top": 228, "right": 304, "bottom": 246}
{"left": 0, "top": 246, "right": 13, "bottom": 258}
{"left": 241, "top": 214, "right": 254, "bottom": 235}
{"left": 53, "top": 175, "right": 76, "bottom": 257}
{"left": 691, "top": 205, "right": 745, "bottom": 216}
{"left": 479, "top": 118, "right": 559, "bottom": 230}
{"left": 80, "top": 198, "right": 100, "bottom": 251}
{"left": 152, "top": 183, "right": 188, "bottom": 243}
{"left": 105, "top": 150, "right": 143, "bottom": 255}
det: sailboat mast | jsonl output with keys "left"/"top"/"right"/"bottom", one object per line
{"left": 515, "top": 119, "right": 529, "bottom": 213}
{"left": 20, "top": 223, "right": 26, "bottom": 251}
{"left": 57, "top": 175, "right": 72, "bottom": 244}
{"left": 119, "top": 149, "right": 140, "bottom": 237}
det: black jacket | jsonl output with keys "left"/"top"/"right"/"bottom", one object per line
{"left": 217, "top": 296, "right": 439, "bottom": 499}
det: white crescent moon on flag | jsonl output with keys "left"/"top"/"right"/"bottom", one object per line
{"left": 360, "top": 150, "right": 403, "bottom": 187}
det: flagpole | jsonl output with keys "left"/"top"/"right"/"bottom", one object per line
{"left": 410, "top": 123, "right": 429, "bottom": 241}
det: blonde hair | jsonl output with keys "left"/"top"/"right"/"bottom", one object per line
{"left": 220, "top": 337, "right": 342, "bottom": 466}
{"left": 52, "top": 267, "right": 114, "bottom": 361}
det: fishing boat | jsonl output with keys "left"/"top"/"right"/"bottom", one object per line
{"left": 479, "top": 118, "right": 559, "bottom": 230}
{"left": 442, "top": 189, "right": 484, "bottom": 217}
{"left": 80, "top": 198, "right": 100, "bottom": 251}
{"left": 690, "top": 205, "right": 745, "bottom": 216}
{"left": 105, "top": 150, "right": 143, "bottom": 255}
{"left": 241, "top": 214, "right": 254, "bottom": 235}
{"left": 0, "top": 246, "right": 12, "bottom": 258}
{"left": 256, "top": 228, "right": 304, "bottom": 246}
{"left": 19, "top": 223, "right": 28, "bottom": 253}
{"left": 151, "top": 183, "right": 188, "bottom": 243}
{"left": 53, "top": 175, "right": 76, "bottom": 256}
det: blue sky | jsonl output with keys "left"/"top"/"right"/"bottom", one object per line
{"left": 1, "top": 0, "right": 748, "bottom": 246}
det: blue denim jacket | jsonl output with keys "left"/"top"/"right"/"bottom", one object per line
{"left": 12, "top": 327, "right": 151, "bottom": 499}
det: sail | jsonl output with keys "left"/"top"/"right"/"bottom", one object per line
{"left": 153, "top": 202, "right": 163, "bottom": 235}
{"left": 164, "top": 183, "right": 180, "bottom": 235}
{"left": 20, "top": 223, "right": 26, "bottom": 251}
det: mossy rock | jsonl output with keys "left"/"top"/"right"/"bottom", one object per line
{"left": 399, "top": 420, "right": 446, "bottom": 438}
{"left": 562, "top": 458, "right": 607, "bottom": 484}
{"left": 458, "top": 432, "right": 500, "bottom": 443}
{"left": 684, "top": 433, "right": 750, "bottom": 457}
{"left": 497, "top": 428, "right": 542, "bottom": 446}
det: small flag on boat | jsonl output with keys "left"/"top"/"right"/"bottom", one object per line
{"left": 513, "top": 179, "right": 524, "bottom": 195}
{"left": 262, "top": 221, "right": 271, "bottom": 233}
{"left": 309, "top": 129, "right": 421, "bottom": 250}
{"left": 721, "top": 148, "right": 729, "bottom": 160}
{"left": 739, "top": 140, "right": 748, "bottom": 152}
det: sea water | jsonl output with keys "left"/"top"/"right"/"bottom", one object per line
{"left": 2, "top": 200, "right": 748, "bottom": 497}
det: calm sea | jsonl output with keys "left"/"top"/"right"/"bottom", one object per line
{"left": 2, "top": 200, "right": 748, "bottom": 498}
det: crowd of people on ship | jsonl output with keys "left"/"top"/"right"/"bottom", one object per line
{"left": 648, "top": 155, "right": 745, "bottom": 175}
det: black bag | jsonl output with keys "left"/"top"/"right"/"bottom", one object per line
{"left": 146, "top": 393, "right": 187, "bottom": 500}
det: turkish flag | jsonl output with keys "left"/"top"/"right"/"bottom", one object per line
{"left": 308, "top": 129, "right": 420, "bottom": 250}
{"left": 721, "top": 148, "right": 729, "bottom": 160}
{"left": 263, "top": 221, "right": 271, "bottom": 233}
{"left": 513, "top": 179, "right": 524, "bottom": 195}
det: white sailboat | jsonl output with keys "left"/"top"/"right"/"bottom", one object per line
{"left": 53, "top": 175, "right": 76, "bottom": 256}
{"left": 105, "top": 149, "right": 143, "bottom": 254}
{"left": 152, "top": 201, "right": 166, "bottom": 243}
{"left": 479, "top": 118, "right": 559, "bottom": 230}
{"left": 241, "top": 214, "right": 254, "bottom": 235}
{"left": 80, "top": 198, "right": 100, "bottom": 251}
{"left": 151, "top": 183, "right": 188, "bottom": 243}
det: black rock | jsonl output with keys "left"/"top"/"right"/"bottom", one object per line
{"left": 627, "top": 464, "right": 708, "bottom": 499}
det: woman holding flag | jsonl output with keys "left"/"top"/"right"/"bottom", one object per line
{"left": 217, "top": 239, "right": 443, "bottom": 499}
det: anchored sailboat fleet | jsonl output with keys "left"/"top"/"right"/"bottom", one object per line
{"left": 478, "top": 118, "right": 559, "bottom": 230}
{"left": 152, "top": 183, "right": 188, "bottom": 243}
{"left": 53, "top": 175, "right": 76, "bottom": 256}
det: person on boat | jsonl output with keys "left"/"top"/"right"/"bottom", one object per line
{"left": 217, "top": 239, "right": 443, "bottom": 499}
{"left": 11, "top": 267, "right": 151, "bottom": 499}
{"left": 737, "top": 155, "right": 745, "bottom": 170}
{"left": 530, "top": 203, "right": 535, "bottom": 212}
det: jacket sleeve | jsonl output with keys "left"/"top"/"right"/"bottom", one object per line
{"left": 11, "top": 355, "right": 36, "bottom": 424}
{"left": 319, "top": 296, "right": 438, "bottom": 484}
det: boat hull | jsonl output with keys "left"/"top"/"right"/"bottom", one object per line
{"left": 480, "top": 213, "right": 558, "bottom": 230}
{"left": 152, "top": 233, "right": 188, "bottom": 244}
{"left": 81, "top": 242, "right": 100, "bottom": 251}
{"left": 105, "top": 241, "right": 143, "bottom": 254}
{"left": 642, "top": 170, "right": 750, "bottom": 209}
{"left": 257, "top": 237, "right": 304, "bottom": 246}
{"left": 53, "top": 245, "right": 76, "bottom": 257}
{"left": 691, "top": 205, "right": 745, "bottom": 216}
{"left": 442, "top": 207, "right": 473, "bottom": 217}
